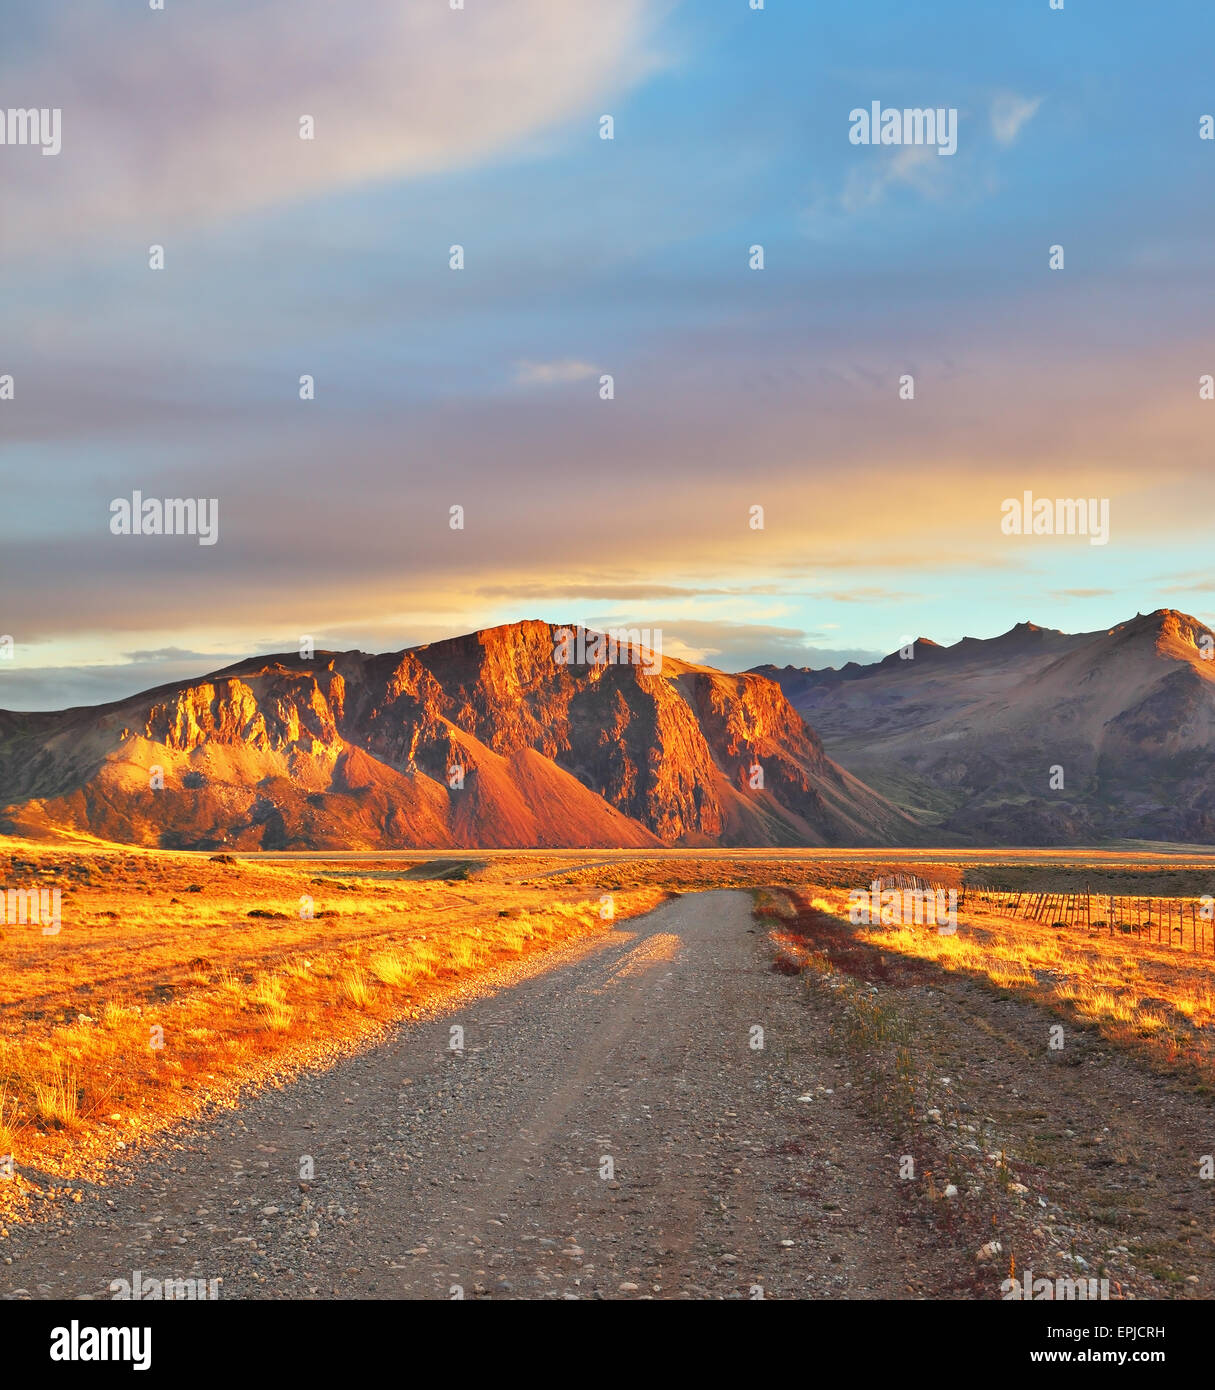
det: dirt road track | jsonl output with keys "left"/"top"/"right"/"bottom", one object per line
{"left": 1, "top": 891, "right": 954, "bottom": 1300}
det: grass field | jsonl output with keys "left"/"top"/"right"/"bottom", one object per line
{"left": 0, "top": 839, "right": 666, "bottom": 1203}
{"left": 769, "top": 884, "right": 1215, "bottom": 1086}
{"left": 3, "top": 838, "right": 1214, "bottom": 1214}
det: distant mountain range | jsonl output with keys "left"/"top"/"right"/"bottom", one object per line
{"left": 0, "top": 621, "right": 915, "bottom": 850}
{"left": 4, "top": 610, "right": 1210, "bottom": 850}
{"left": 753, "top": 609, "right": 1215, "bottom": 845}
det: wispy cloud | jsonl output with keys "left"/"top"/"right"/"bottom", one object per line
{"left": 990, "top": 93, "right": 1042, "bottom": 146}
{"left": 820, "top": 587, "right": 910, "bottom": 604}
{"left": 475, "top": 581, "right": 794, "bottom": 601}
{"left": 639, "top": 620, "right": 884, "bottom": 673}
{"left": 0, "top": 0, "right": 660, "bottom": 253}
{"left": 122, "top": 646, "right": 225, "bottom": 663}
{"left": 838, "top": 145, "right": 946, "bottom": 215}
{"left": 799, "top": 145, "right": 952, "bottom": 238}
{"left": 0, "top": 653, "right": 245, "bottom": 712}
{"left": 513, "top": 360, "right": 599, "bottom": 387}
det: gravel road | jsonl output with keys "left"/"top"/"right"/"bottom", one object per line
{"left": 1, "top": 891, "right": 951, "bottom": 1300}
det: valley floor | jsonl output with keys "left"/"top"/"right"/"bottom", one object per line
{"left": 1, "top": 842, "right": 1213, "bottom": 1299}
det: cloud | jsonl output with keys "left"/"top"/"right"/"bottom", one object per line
{"left": 990, "top": 93, "right": 1042, "bottom": 146}
{"left": 1047, "top": 588, "right": 1115, "bottom": 600}
{"left": 513, "top": 360, "right": 600, "bottom": 387}
{"left": 121, "top": 646, "right": 226, "bottom": 663}
{"left": 0, "top": 622, "right": 886, "bottom": 710}
{"left": 0, "top": 0, "right": 660, "bottom": 252}
{"left": 1150, "top": 568, "right": 1215, "bottom": 592}
{"left": 0, "top": 653, "right": 245, "bottom": 712}
{"left": 839, "top": 145, "right": 944, "bottom": 215}
{"left": 475, "top": 581, "right": 793, "bottom": 601}
{"left": 612, "top": 619, "right": 884, "bottom": 674}
{"left": 5, "top": 271, "right": 1213, "bottom": 673}
{"left": 803, "top": 95, "right": 1041, "bottom": 235}
{"left": 800, "top": 146, "right": 950, "bottom": 236}
{"left": 820, "top": 587, "right": 910, "bottom": 604}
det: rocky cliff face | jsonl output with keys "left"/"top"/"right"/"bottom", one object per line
{"left": 0, "top": 621, "right": 916, "bottom": 850}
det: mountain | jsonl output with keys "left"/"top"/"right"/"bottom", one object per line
{"left": 754, "top": 609, "right": 1215, "bottom": 845}
{"left": 0, "top": 621, "right": 917, "bottom": 850}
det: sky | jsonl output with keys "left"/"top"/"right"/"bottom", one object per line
{"left": 2, "top": 0, "right": 1215, "bottom": 710}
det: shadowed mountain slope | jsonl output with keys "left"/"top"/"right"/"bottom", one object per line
{"left": 754, "top": 610, "right": 1215, "bottom": 845}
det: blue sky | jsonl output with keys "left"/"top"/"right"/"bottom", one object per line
{"left": 2, "top": 0, "right": 1214, "bottom": 708}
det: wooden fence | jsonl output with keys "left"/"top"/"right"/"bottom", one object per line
{"left": 872, "top": 872, "right": 957, "bottom": 898}
{"left": 967, "top": 883, "right": 1215, "bottom": 954}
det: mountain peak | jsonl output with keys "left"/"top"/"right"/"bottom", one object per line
{"left": 760, "top": 606, "right": 1215, "bottom": 845}
{"left": 874, "top": 637, "right": 944, "bottom": 668}
{"left": 1106, "top": 608, "right": 1213, "bottom": 660}
{"left": 996, "top": 619, "right": 1063, "bottom": 643}
{"left": 0, "top": 619, "right": 914, "bottom": 850}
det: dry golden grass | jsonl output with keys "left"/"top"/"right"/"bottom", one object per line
{"left": 0, "top": 840, "right": 665, "bottom": 1198}
{"left": 30, "top": 1063, "right": 80, "bottom": 1130}
{"left": 803, "top": 885, "right": 1215, "bottom": 1078}
{"left": 6, "top": 837, "right": 1212, "bottom": 1205}
{"left": 0, "top": 1085, "right": 18, "bottom": 1155}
